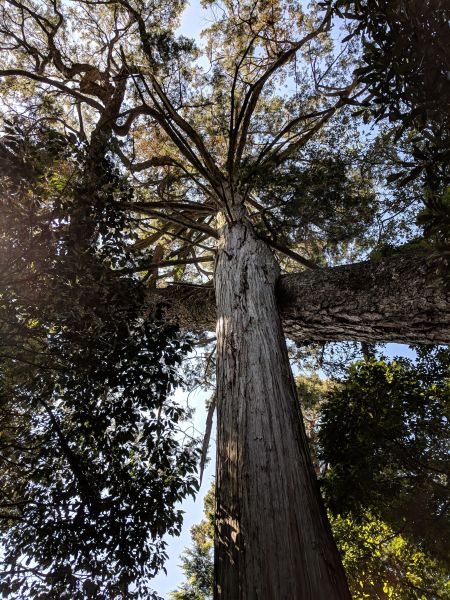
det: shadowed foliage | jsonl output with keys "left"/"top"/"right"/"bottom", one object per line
{"left": 0, "top": 122, "right": 199, "bottom": 599}
{"left": 320, "top": 347, "right": 450, "bottom": 569}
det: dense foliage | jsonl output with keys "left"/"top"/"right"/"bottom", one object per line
{"left": 0, "top": 123, "right": 199, "bottom": 599}
{"left": 331, "top": 511, "right": 450, "bottom": 600}
{"left": 324, "top": 0, "right": 450, "bottom": 127}
{"left": 320, "top": 347, "right": 450, "bottom": 568}
{"left": 322, "top": 0, "right": 450, "bottom": 259}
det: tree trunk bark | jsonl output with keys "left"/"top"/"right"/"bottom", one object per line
{"left": 214, "top": 217, "right": 351, "bottom": 599}
{"left": 157, "top": 253, "right": 450, "bottom": 345}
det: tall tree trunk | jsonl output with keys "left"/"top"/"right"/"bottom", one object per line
{"left": 214, "top": 214, "right": 351, "bottom": 599}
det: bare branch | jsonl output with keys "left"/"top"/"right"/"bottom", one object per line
{"left": 232, "top": 9, "right": 333, "bottom": 168}
{"left": 122, "top": 255, "right": 215, "bottom": 274}
{"left": 259, "top": 234, "right": 318, "bottom": 270}
{"left": 125, "top": 204, "right": 219, "bottom": 239}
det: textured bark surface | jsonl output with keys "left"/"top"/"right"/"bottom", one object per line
{"left": 278, "top": 254, "right": 449, "bottom": 344}
{"left": 157, "top": 254, "right": 450, "bottom": 344}
{"left": 214, "top": 219, "right": 351, "bottom": 599}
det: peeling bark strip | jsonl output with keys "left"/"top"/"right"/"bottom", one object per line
{"left": 214, "top": 220, "right": 351, "bottom": 599}
{"left": 157, "top": 254, "right": 450, "bottom": 344}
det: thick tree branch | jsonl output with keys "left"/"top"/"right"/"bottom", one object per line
{"left": 154, "top": 254, "right": 450, "bottom": 344}
{"left": 278, "top": 254, "right": 449, "bottom": 344}
{"left": 0, "top": 69, "right": 104, "bottom": 110}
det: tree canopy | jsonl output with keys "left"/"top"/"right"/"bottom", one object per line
{"left": 0, "top": 0, "right": 449, "bottom": 597}
{"left": 0, "top": 0, "right": 445, "bottom": 274}
{"left": 321, "top": 0, "right": 450, "bottom": 257}
{"left": 320, "top": 346, "right": 450, "bottom": 569}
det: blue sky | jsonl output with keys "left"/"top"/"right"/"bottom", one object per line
{"left": 178, "top": 0, "right": 208, "bottom": 39}
{"left": 151, "top": 386, "right": 215, "bottom": 597}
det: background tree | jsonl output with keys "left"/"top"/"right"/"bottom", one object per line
{"left": 320, "top": 346, "right": 450, "bottom": 569}
{"left": 170, "top": 487, "right": 215, "bottom": 600}
{"left": 0, "top": 0, "right": 449, "bottom": 597}
{"left": 331, "top": 511, "right": 450, "bottom": 600}
{"left": 0, "top": 121, "right": 198, "bottom": 599}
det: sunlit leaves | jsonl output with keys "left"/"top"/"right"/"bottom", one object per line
{"left": 331, "top": 511, "right": 450, "bottom": 600}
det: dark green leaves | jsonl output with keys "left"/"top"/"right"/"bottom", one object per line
{"left": 0, "top": 122, "right": 199, "bottom": 599}
{"left": 322, "top": 0, "right": 450, "bottom": 259}
{"left": 319, "top": 347, "right": 450, "bottom": 567}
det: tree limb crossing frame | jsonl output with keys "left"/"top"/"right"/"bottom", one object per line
{"left": 153, "top": 254, "right": 450, "bottom": 345}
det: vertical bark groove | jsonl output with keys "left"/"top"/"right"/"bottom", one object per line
{"left": 214, "top": 217, "right": 351, "bottom": 599}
